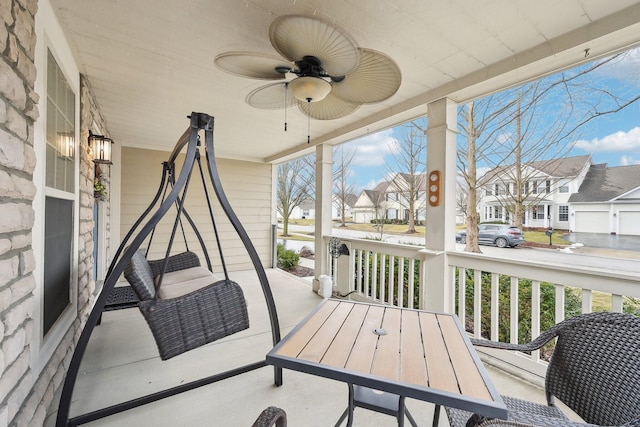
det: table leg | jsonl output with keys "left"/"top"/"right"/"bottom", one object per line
{"left": 432, "top": 404, "right": 441, "bottom": 427}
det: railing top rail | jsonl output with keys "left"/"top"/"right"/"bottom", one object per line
{"left": 447, "top": 250, "right": 640, "bottom": 297}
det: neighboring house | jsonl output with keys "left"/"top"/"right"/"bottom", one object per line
{"left": 568, "top": 164, "right": 640, "bottom": 236}
{"left": 383, "top": 173, "right": 428, "bottom": 222}
{"left": 280, "top": 193, "right": 357, "bottom": 220}
{"left": 352, "top": 188, "right": 387, "bottom": 223}
{"left": 288, "top": 198, "right": 315, "bottom": 219}
{"left": 333, "top": 193, "right": 358, "bottom": 220}
{"left": 476, "top": 154, "right": 640, "bottom": 235}
{"left": 478, "top": 155, "right": 592, "bottom": 230}
{"left": 352, "top": 174, "right": 429, "bottom": 224}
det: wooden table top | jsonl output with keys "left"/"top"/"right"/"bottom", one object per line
{"left": 266, "top": 299, "right": 507, "bottom": 419}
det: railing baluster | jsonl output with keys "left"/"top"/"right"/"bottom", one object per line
{"left": 372, "top": 252, "right": 378, "bottom": 301}
{"left": 612, "top": 294, "right": 623, "bottom": 312}
{"left": 531, "top": 280, "right": 541, "bottom": 362}
{"left": 389, "top": 255, "right": 395, "bottom": 306}
{"left": 510, "top": 276, "right": 519, "bottom": 344}
{"left": 408, "top": 258, "right": 415, "bottom": 309}
{"left": 582, "top": 289, "right": 593, "bottom": 313}
{"left": 380, "top": 254, "right": 386, "bottom": 304}
{"left": 356, "top": 249, "right": 363, "bottom": 294}
{"left": 555, "top": 284, "right": 565, "bottom": 324}
{"left": 364, "top": 250, "right": 371, "bottom": 298}
{"left": 473, "top": 269, "right": 482, "bottom": 338}
{"left": 458, "top": 267, "right": 466, "bottom": 326}
{"left": 398, "top": 257, "right": 405, "bottom": 308}
{"left": 490, "top": 273, "right": 499, "bottom": 341}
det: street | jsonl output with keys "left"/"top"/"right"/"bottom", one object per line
{"left": 280, "top": 224, "right": 640, "bottom": 275}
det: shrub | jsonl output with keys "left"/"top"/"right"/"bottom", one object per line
{"left": 277, "top": 243, "right": 300, "bottom": 271}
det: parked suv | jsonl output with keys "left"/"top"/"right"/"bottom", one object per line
{"left": 456, "top": 224, "right": 525, "bottom": 248}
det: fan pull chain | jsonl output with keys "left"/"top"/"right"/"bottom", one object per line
{"left": 284, "top": 82, "right": 288, "bottom": 132}
{"left": 306, "top": 98, "right": 311, "bottom": 144}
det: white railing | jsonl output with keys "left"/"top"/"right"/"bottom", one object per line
{"left": 323, "top": 236, "right": 426, "bottom": 309}
{"left": 446, "top": 250, "right": 640, "bottom": 376}
{"left": 322, "top": 236, "right": 640, "bottom": 378}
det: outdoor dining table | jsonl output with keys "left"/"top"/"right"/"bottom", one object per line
{"left": 266, "top": 299, "right": 507, "bottom": 425}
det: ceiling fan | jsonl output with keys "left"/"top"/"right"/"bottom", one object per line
{"left": 214, "top": 15, "right": 401, "bottom": 127}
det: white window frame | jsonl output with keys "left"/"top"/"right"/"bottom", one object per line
{"left": 32, "top": 8, "right": 81, "bottom": 374}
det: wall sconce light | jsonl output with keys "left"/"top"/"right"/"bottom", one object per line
{"left": 613, "top": 212, "right": 617, "bottom": 217}
{"left": 58, "top": 132, "right": 75, "bottom": 159}
{"left": 88, "top": 132, "right": 114, "bottom": 165}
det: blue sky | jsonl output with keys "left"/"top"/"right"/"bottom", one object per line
{"left": 341, "top": 48, "right": 640, "bottom": 193}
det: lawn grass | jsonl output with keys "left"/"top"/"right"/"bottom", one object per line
{"left": 283, "top": 219, "right": 571, "bottom": 245}
{"left": 524, "top": 230, "right": 569, "bottom": 246}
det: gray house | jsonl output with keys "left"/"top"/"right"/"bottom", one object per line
{"left": 569, "top": 164, "right": 640, "bottom": 235}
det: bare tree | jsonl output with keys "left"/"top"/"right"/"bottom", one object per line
{"left": 386, "top": 120, "right": 427, "bottom": 233}
{"left": 458, "top": 50, "right": 640, "bottom": 250}
{"left": 276, "top": 156, "right": 314, "bottom": 236}
{"left": 333, "top": 145, "right": 358, "bottom": 227}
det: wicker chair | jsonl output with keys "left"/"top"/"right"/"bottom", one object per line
{"left": 124, "top": 249, "right": 249, "bottom": 360}
{"left": 252, "top": 406, "right": 287, "bottom": 427}
{"left": 446, "top": 312, "right": 640, "bottom": 427}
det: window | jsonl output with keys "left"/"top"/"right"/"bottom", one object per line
{"left": 43, "top": 49, "right": 76, "bottom": 335}
{"left": 532, "top": 205, "right": 545, "bottom": 219}
{"left": 524, "top": 181, "right": 529, "bottom": 194}
{"left": 486, "top": 186, "right": 493, "bottom": 196}
{"left": 559, "top": 185, "right": 569, "bottom": 193}
{"left": 545, "top": 180, "right": 551, "bottom": 194}
{"left": 494, "top": 207, "right": 503, "bottom": 219}
{"left": 531, "top": 181, "right": 538, "bottom": 194}
{"left": 558, "top": 205, "right": 569, "bottom": 221}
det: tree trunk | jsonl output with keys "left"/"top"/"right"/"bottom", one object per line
{"left": 465, "top": 102, "right": 482, "bottom": 253}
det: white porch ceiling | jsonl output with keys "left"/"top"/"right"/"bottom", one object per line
{"left": 49, "top": 0, "right": 640, "bottom": 163}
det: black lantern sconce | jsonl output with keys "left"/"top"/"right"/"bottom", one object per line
{"left": 88, "top": 131, "right": 114, "bottom": 165}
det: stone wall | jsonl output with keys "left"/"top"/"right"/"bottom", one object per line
{"left": 1, "top": 1, "right": 110, "bottom": 425}
{"left": 1, "top": 0, "right": 41, "bottom": 425}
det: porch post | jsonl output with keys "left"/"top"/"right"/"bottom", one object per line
{"left": 422, "top": 98, "right": 458, "bottom": 312}
{"left": 313, "top": 144, "right": 333, "bottom": 293}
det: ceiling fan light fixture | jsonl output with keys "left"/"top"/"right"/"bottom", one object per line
{"left": 289, "top": 76, "right": 331, "bottom": 102}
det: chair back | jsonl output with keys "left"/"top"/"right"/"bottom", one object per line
{"left": 124, "top": 249, "right": 156, "bottom": 300}
{"left": 545, "top": 312, "right": 640, "bottom": 425}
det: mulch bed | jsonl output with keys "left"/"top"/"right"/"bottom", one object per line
{"left": 287, "top": 265, "right": 315, "bottom": 277}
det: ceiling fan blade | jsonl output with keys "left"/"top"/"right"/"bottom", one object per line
{"left": 330, "top": 48, "right": 402, "bottom": 104}
{"left": 299, "top": 92, "right": 360, "bottom": 120}
{"left": 214, "top": 52, "right": 291, "bottom": 80}
{"left": 246, "top": 82, "right": 299, "bottom": 109}
{"left": 269, "top": 15, "right": 359, "bottom": 77}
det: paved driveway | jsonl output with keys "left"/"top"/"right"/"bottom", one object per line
{"left": 562, "top": 232, "right": 640, "bottom": 251}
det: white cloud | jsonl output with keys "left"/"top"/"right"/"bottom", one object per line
{"left": 347, "top": 129, "right": 398, "bottom": 167}
{"left": 574, "top": 127, "right": 640, "bottom": 153}
{"left": 620, "top": 155, "right": 640, "bottom": 166}
{"left": 594, "top": 47, "right": 640, "bottom": 85}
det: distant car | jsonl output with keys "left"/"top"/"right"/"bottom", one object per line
{"left": 456, "top": 224, "right": 525, "bottom": 248}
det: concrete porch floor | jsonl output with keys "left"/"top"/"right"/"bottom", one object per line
{"left": 46, "top": 269, "right": 571, "bottom": 427}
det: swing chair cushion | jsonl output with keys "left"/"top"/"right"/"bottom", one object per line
{"left": 155, "top": 266, "right": 221, "bottom": 299}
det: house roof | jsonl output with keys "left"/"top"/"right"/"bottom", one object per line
{"left": 480, "top": 155, "right": 591, "bottom": 185}
{"left": 362, "top": 190, "right": 385, "bottom": 206}
{"left": 569, "top": 163, "right": 640, "bottom": 202}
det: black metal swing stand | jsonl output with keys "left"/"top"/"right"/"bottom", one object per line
{"left": 56, "top": 112, "right": 283, "bottom": 427}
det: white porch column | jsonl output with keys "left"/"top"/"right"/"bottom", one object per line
{"left": 313, "top": 144, "right": 333, "bottom": 293}
{"left": 422, "top": 98, "right": 458, "bottom": 312}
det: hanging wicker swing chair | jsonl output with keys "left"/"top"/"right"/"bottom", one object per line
{"left": 56, "top": 112, "right": 282, "bottom": 426}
